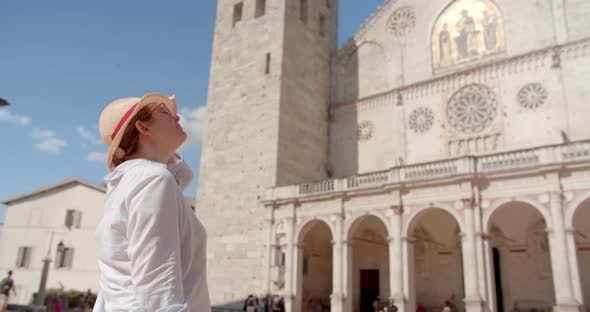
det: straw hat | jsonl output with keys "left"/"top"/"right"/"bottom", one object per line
{"left": 99, "top": 92, "right": 177, "bottom": 172}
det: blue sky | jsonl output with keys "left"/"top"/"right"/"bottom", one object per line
{"left": 0, "top": 0, "right": 383, "bottom": 222}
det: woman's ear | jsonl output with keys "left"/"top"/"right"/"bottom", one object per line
{"left": 135, "top": 120, "right": 150, "bottom": 135}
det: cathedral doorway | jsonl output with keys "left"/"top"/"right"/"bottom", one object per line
{"left": 407, "top": 208, "right": 465, "bottom": 312}
{"left": 487, "top": 202, "right": 555, "bottom": 312}
{"left": 573, "top": 198, "right": 590, "bottom": 310}
{"left": 348, "top": 215, "right": 389, "bottom": 312}
{"left": 298, "top": 220, "right": 333, "bottom": 311}
{"left": 360, "top": 269, "right": 380, "bottom": 312}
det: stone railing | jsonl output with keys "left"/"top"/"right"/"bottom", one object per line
{"left": 263, "top": 140, "right": 590, "bottom": 202}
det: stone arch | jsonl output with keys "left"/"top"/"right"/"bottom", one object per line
{"left": 405, "top": 207, "right": 466, "bottom": 312}
{"left": 403, "top": 204, "right": 465, "bottom": 237}
{"left": 565, "top": 191, "right": 590, "bottom": 229}
{"left": 485, "top": 199, "right": 556, "bottom": 312}
{"left": 483, "top": 198, "right": 552, "bottom": 233}
{"left": 571, "top": 196, "right": 590, "bottom": 308}
{"left": 295, "top": 218, "right": 334, "bottom": 311}
{"left": 295, "top": 216, "right": 336, "bottom": 245}
{"left": 344, "top": 211, "right": 390, "bottom": 241}
{"left": 346, "top": 213, "right": 391, "bottom": 312}
{"left": 430, "top": 0, "right": 505, "bottom": 73}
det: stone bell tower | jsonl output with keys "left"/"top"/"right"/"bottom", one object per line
{"left": 196, "top": 0, "right": 338, "bottom": 305}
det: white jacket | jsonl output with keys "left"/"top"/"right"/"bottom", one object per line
{"left": 94, "top": 153, "right": 210, "bottom": 312}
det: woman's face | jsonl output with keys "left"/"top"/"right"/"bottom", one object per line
{"left": 144, "top": 102, "right": 187, "bottom": 152}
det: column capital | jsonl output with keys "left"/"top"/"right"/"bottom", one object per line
{"left": 401, "top": 236, "right": 415, "bottom": 243}
{"left": 390, "top": 205, "right": 404, "bottom": 215}
{"left": 462, "top": 198, "right": 474, "bottom": 209}
{"left": 331, "top": 239, "right": 343, "bottom": 246}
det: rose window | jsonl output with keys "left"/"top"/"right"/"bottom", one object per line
{"left": 518, "top": 83, "right": 547, "bottom": 110}
{"left": 387, "top": 7, "right": 416, "bottom": 37}
{"left": 357, "top": 121, "right": 374, "bottom": 142}
{"left": 409, "top": 107, "right": 435, "bottom": 134}
{"left": 447, "top": 84, "right": 497, "bottom": 134}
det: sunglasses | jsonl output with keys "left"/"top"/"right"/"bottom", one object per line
{"left": 149, "top": 103, "right": 175, "bottom": 117}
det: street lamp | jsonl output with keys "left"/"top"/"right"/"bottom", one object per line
{"left": 34, "top": 233, "right": 65, "bottom": 310}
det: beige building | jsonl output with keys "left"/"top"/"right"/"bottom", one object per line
{"left": 197, "top": 1, "right": 590, "bottom": 312}
{"left": 0, "top": 178, "right": 197, "bottom": 306}
{"left": 0, "top": 178, "right": 105, "bottom": 305}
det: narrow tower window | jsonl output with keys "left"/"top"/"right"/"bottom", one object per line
{"left": 300, "top": 0, "right": 308, "bottom": 24}
{"left": 326, "top": 0, "right": 331, "bottom": 9}
{"left": 265, "top": 53, "right": 271, "bottom": 75}
{"left": 319, "top": 14, "right": 326, "bottom": 37}
{"left": 255, "top": 0, "right": 266, "bottom": 18}
{"left": 233, "top": 2, "right": 243, "bottom": 28}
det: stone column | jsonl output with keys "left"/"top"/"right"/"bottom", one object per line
{"left": 264, "top": 210, "right": 274, "bottom": 294}
{"left": 389, "top": 206, "right": 406, "bottom": 312}
{"left": 482, "top": 234, "right": 497, "bottom": 312}
{"left": 403, "top": 236, "right": 416, "bottom": 312}
{"left": 462, "top": 199, "right": 484, "bottom": 312}
{"left": 343, "top": 240, "right": 353, "bottom": 312}
{"left": 293, "top": 243, "right": 304, "bottom": 312}
{"left": 473, "top": 191, "right": 490, "bottom": 311}
{"left": 284, "top": 216, "right": 295, "bottom": 312}
{"left": 548, "top": 193, "right": 579, "bottom": 312}
{"left": 332, "top": 214, "right": 344, "bottom": 312}
{"left": 565, "top": 228, "right": 583, "bottom": 306}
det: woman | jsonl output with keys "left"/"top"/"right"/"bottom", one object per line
{"left": 94, "top": 93, "right": 210, "bottom": 311}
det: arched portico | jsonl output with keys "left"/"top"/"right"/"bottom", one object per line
{"left": 295, "top": 219, "right": 334, "bottom": 312}
{"left": 572, "top": 198, "right": 590, "bottom": 310}
{"left": 486, "top": 201, "right": 555, "bottom": 312}
{"left": 345, "top": 214, "right": 390, "bottom": 312}
{"left": 406, "top": 208, "right": 466, "bottom": 312}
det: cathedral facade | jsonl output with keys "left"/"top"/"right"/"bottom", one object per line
{"left": 197, "top": 1, "right": 590, "bottom": 312}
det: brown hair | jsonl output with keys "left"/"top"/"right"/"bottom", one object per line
{"left": 112, "top": 106, "right": 153, "bottom": 167}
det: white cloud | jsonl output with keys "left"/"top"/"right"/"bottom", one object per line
{"left": 178, "top": 106, "right": 206, "bottom": 147}
{"left": 31, "top": 128, "right": 56, "bottom": 139}
{"left": 30, "top": 128, "right": 67, "bottom": 154}
{"left": 76, "top": 126, "right": 102, "bottom": 146}
{"left": 35, "top": 137, "right": 67, "bottom": 154}
{"left": 87, "top": 152, "right": 107, "bottom": 161}
{"left": 0, "top": 110, "right": 32, "bottom": 126}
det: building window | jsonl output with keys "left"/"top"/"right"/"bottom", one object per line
{"left": 55, "top": 246, "right": 74, "bottom": 269}
{"left": 303, "top": 256, "right": 309, "bottom": 275}
{"left": 65, "top": 209, "right": 82, "bottom": 229}
{"left": 265, "top": 53, "right": 271, "bottom": 75}
{"left": 280, "top": 252, "right": 286, "bottom": 267}
{"left": 255, "top": 0, "right": 266, "bottom": 18}
{"left": 326, "top": 0, "right": 331, "bottom": 9}
{"left": 300, "top": 0, "right": 308, "bottom": 23}
{"left": 16, "top": 246, "right": 32, "bottom": 268}
{"left": 233, "top": 2, "right": 243, "bottom": 28}
{"left": 319, "top": 14, "right": 326, "bottom": 37}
